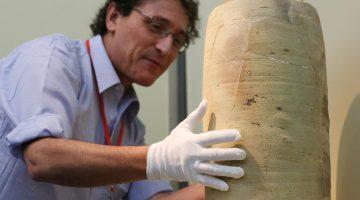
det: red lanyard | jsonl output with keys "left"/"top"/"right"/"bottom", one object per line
{"left": 86, "top": 39, "right": 125, "bottom": 146}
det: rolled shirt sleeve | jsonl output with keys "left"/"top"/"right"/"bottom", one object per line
{"left": 0, "top": 35, "right": 81, "bottom": 157}
{"left": 6, "top": 114, "right": 72, "bottom": 150}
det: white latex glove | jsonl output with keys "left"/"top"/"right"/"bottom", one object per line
{"left": 147, "top": 100, "right": 246, "bottom": 191}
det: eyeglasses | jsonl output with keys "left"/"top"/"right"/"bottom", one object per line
{"left": 133, "top": 8, "right": 189, "bottom": 53}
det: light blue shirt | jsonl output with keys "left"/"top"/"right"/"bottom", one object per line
{"left": 0, "top": 34, "right": 172, "bottom": 199}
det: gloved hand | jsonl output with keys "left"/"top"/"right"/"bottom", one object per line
{"left": 147, "top": 100, "right": 246, "bottom": 191}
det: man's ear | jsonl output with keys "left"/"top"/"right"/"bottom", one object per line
{"left": 106, "top": 2, "right": 121, "bottom": 33}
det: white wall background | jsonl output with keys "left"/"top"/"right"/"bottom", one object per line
{"left": 0, "top": 1, "right": 101, "bottom": 55}
{"left": 187, "top": 0, "right": 360, "bottom": 199}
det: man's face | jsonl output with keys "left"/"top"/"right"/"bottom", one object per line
{"left": 104, "top": 0, "right": 189, "bottom": 87}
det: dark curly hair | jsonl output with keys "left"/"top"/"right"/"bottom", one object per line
{"left": 90, "top": 0, "right": 199, "bottom": 45}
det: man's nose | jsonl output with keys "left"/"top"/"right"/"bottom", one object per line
{"left": 155, "top": 35, "right": 173, "bottom": 55}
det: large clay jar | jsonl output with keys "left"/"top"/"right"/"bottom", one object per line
{"left": 202, "top": 0, "right": 330, "bottom": 199}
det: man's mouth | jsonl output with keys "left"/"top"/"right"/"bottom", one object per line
{"left": 144, "top": 57, "right": 162, "bottom": 68}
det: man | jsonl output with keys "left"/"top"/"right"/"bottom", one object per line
{"left": 0, "top": 0, "right": 246, "bottom": 199}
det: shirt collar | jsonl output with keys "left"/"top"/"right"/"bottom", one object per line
{"left": 121, "top": 86, "right": 140, "bottom": 123}
{"left": 88, "top": 35, "right": 120, "bottom": 94}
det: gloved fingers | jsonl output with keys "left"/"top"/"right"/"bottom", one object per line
{"left": 194, "top": 129, "right": 241, "bottom": 146}
{"left": 201, "top": 148, "right": 246, "bottom": 162}
{"left": 195, "top": 174, "right": 229, "bottom": 191}
{"left": 177, "top": 100, "right": 207, "bottom": 131}
{"left": 194, "top": 162, "right": 244, "bottom": 178}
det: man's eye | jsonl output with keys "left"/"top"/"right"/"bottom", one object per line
{"left": 173, "top": 38, "right": 182, "bottom": 48}
{"left": 173, "top": 36, "right": 185, "bottom": 47}
{"left": 149, "top": 22, "right": 163, "bottom": 33}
